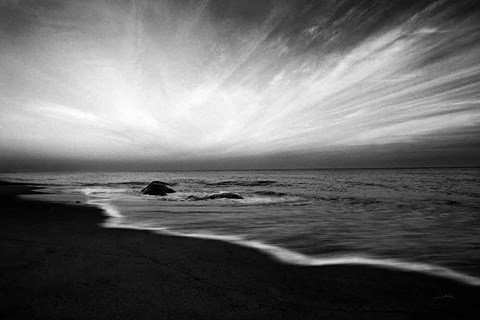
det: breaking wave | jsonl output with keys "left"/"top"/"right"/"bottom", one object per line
{"left": 254, "top": 191, "right": 287, "bottom": 196}
{"left": 94, "top": 200, "right": 480, "bottom": 287}
{"left": 204, "top": 180, "right": 277, "bottom": 187}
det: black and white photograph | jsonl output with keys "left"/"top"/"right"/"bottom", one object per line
{"left": 1, "top": 0, "right": 479, "bottom": 319}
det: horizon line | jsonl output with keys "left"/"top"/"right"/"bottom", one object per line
{"left": 1, "top": 165, "right": 479, "bottom": 174}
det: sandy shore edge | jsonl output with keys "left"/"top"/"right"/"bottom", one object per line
{"left": 1, "top": 181, "right": 479, "bottom": 319}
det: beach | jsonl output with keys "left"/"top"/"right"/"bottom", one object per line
{"left": 1, "top": 181, "right": 479, "bottom": 319}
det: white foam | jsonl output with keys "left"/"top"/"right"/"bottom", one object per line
{"left": 237, "top": 196, "right": 303, "bottom": 205}
{"left": 79, "top": 187, "right": 129, "bottom": 197}
{"left": 90, "top": 200, "right": 480, "bottom": 287}
{"left": 86, "top": 199, "right": 123, "bottom": 218}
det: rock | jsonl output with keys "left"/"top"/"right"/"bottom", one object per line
{"left": 206, "top": 193, "right": 243, "bottom": 200}
{"left": 186, "top": 195, "right": 202, "bottom": 200}
{"left": 141, "top": 181, "right": 176, "bottom": 196}
{"left": 186, "top": 192, "right": 243, "bottom": 201}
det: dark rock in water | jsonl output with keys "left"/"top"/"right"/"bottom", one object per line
{"left": 75, "top": 201, "right": 81, "bottom": 203}
{"left": 206, "top": 193, "right": 243, "bottom": 200}
{"left": 186, "top": 193, "right": 244, "bottom": 201}
{"left": 186, "top": 195, "right": 202, "bottom": 200}
{"left": 141, "top": 181, "right": 176, "bottom": 196}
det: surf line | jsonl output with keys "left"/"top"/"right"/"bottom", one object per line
{"left": 90, "top": 199, "right": 480, "bottom": 287}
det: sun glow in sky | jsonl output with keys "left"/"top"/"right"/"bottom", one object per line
{"left": 1, "top": 0, "right": 480, "bottom": 170}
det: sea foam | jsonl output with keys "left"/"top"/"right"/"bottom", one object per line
{"left": 91, "top": 199, "right": 480, "bottom": 287}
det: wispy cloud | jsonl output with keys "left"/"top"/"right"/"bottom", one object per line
{"left": 1, "top": 0, "right": 479, "bottom": 166}
{"left": 28, "top": 101, "right": 106, "bottom": 126}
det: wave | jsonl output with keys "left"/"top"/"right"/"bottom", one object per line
{"left": 78, "top": 186, "right": 307, "bottom": 206}
{"left": 87, "top": 199, "right": 123, "bottom": 218}
{"left": 80, "top": 181, "right": 169, "bottom": 187}
{"left": 78, "top": 187, "right": 131, "bottom": 196}
{"left": 79, "top": 185, "right": 386, "bottom": 207}
{"left": 93, "top": 200, "right": 480, "bottom": 287}
{"left": 238, "top": 196, "right": 306, "bottom": 206}
{"left": 204, "top": 180, "right": 277, "bottom": 187}
{"left": 112, "top": 181, "right": 158, "bottom": 186}
{"left": 314, "top": 195, "right": 382, "bottom": 205}
{"left": 254, "top": 191, "right": 287, "bottom": 196}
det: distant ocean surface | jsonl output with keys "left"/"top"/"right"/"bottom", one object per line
{"left": 2, "top": 168, "right": 480, "bottom": 284}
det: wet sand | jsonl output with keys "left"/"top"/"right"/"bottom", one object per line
{"left": 0, "top": 181, "right": 479, "bottom": 319}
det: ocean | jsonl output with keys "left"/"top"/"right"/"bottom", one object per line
{"left": 2, "top": 168, "right": 480, "bottom": 285}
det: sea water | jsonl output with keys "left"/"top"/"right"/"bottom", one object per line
{"left": 2, "top": 168, "right": 480, "bottom": 284}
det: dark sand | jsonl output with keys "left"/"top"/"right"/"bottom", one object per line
{"left": 1, "top": 181, "right": 479, "bottom": 319}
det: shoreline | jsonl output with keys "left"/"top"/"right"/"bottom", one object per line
{"left": 94, "top": 199, "right": 480, "bottom": 287}
{"left": 21, "top": 183, "right": 480, "bottom": 287}
{"left": 1, "top": 181, "right": 479, "bottom": 319}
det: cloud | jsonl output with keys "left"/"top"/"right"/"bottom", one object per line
{"left": 28, "top": 101, "right": 106, "bottom": 126}
{"left": 0, "top": 0, "right": 479, "bottom": 169}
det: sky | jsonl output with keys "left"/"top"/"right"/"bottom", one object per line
{"left": 1, "top": 0, "right": 479, "bottom": 171}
